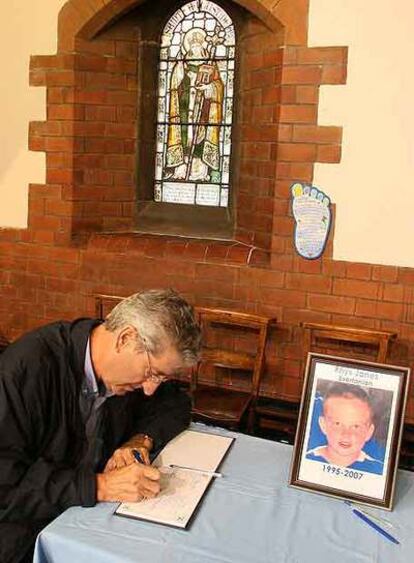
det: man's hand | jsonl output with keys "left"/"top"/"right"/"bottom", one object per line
{"left": 104, "top": 445, "right": 150, "bottom": 472}
{"left": 96, "top": 464, "right": 161, "bottom": 502}
{"left": 104, "top": 433, "right": 153, "bottom": 472}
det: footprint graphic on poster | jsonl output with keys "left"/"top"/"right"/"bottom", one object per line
{"left": 291, "top": 183, "right": 331, "bottom": 259}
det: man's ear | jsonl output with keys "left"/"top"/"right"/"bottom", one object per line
{"left": 319, "top": 416, "right": 327, "bottom": 436}
{"left": 115, "top": 325, "right": 137, "bottom": 352}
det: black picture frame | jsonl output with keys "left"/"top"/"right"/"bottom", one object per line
{"left": 289, "top": 353, "right": 410, "bottom": 510}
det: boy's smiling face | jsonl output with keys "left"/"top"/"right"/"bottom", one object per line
{"left": 319, "top": 395, "right": 375, "bottom": 463}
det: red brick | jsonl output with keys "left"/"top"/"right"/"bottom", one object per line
{"left": 279, "top": 105, "right": 317, "bottom": 124}
{"left": 260, "top": 288, "right": 306, "bottom": 308}
{"left": 289, "top": 162, "right": 314, "bottom": 181}
{"left": 377, "top": 302, "right": 404, "bottom": 321}
{"left": 346, "top": 263, "right": 372, "bottom": 280}
{"left": 355, "top": 299, "right": 377, "bottom": 317}
{"left": 75, "top": 55, "right": 108, "bottom": 72}
{"left": 45, "top": 200, "right": 74, "bottom": 217}
{"left": 196, "top": 263, "right": 237, "bottom": 283}
{"left": 29, "top": 215, "right": 62, "bottom": 231}
{"left": 321, "top": 65, "right": 347, "bottom": 84}
{"left": 115, "top": 41, "right": 138, "bottom": 59}
{"left": 279, "top": 85, "right": 296, "bottom": 104}
{"left": 308, "top": 294, "right": 355, "bottom": 314}
{"left": 256, "top": 269, "right": 285, "bottom": 288}
{"left": 282, "top": 65, "right": 322, "bottom": 85}
{"left": 243, "top": 143, "right": 271, "bottom": 161}
{"left": 30, "top": 121, "right": 62, "bottom": 137}
{"left": 262, "top": 50, "right": 283, "bottom": 68}
{"left": 75, "top": 91, "right": 108, "bottom": 104}
{"left": 278, "top": 143, "right": 316, "bottom": 162}
{"left": 293, "top": 125, "right": 342, "bottom": 144}
{"left": 105, "top": 123, "right": 136, "bottom": 138}
{"left": 283, "top": 308, "right": 331, "bottom": 325}
{"left": 295, "top": 86, "right": 318, "bottom": 104}
{"left": 286, "top": 273, "right": 332, "bottom": 293}
{"left": 204, "top": 244, "right": 229, "bottom": 263}
{"left": 382, "top": 284, "right": 404, "bottom": 303}
{"left": 48, "top": 105, "right": 84, "bottom": 120}
{"left": 85, "top": 105, "right": 117, "bottom": 121}
{"left": 245, "top": 53, "right": 263, "bottom": 71}
{"left": 398, "top": 269, "right": 414, "bottom": 285}
{"left": 317, "top": 145, "right": 341, "bottom": 163}
{"left": 333, "top": 279, "right": 379, "bottom": 299}
{"left": 45, "top": 137, "right": 80, "bottom": 152}
{"left": 83, "top": 72, "right": 127, "bottom": 90}
{"left": 296, "top": 47, "right": 347, "bottom": 65}
{"left": 252, "top": 105, "right": 275, "bottom": 123}
{"left": 226, "top": 245, "right": 251, "bottom": 264}
{"left": 372, "top": 265, "right": 398, "bottom": 283}
{"left": 322, "top": 260, "right": 346, "bottom": 277}
{"left": 295, "top": 258, "right": 322, "bottom": 274}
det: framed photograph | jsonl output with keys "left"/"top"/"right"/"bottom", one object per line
{"left": 289, "top": 353, "right": 410, "bottom": 510}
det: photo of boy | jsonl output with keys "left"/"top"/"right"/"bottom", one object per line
{"left": 306, "top": 382, "right": 391, "bottom": 475}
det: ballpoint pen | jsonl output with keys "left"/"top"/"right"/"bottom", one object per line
{"left": 344, "top": 501, "right": 395, "bottom": 530}
{"left": 168, "top": 464, "right": 223, "bottom": 478}
{"left": 345, "top": 501, "right": 400, "bottom": 545}
{"left": 132, "top": 449, "right": 144, "bottom": 464}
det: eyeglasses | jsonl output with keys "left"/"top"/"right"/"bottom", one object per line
{"left": 144, "top": 348, "right": 169, "bottom": 385}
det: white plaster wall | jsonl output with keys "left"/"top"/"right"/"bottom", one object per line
{"left": 0, "top": 0, "right": 65, "bottom": 227}
{"left": 309, "top": 0, "right": 414, "bottom": 267}
{"left": 0, "top": 1, "right": 413, "bottom": 269}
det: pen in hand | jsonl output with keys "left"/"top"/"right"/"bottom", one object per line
{"left": 132, "top": 449, "right": 145, "bottom": 465}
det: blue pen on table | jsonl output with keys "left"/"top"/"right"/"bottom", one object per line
{"left": 344, "top": 501, "right": 400, "bottom": 545}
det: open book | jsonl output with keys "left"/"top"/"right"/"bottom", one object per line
{"left": 115, "top": 429, "right": 234, "bottom": 528}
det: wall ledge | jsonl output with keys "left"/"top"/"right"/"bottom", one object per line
{"left": 87, "top": 232, "right": 270, "bottom": 267}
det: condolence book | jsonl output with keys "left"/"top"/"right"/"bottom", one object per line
{"left": 115, "top": 429, "right": 234, "bottom": 528}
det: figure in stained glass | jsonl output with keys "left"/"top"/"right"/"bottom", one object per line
{"left": 154, "top": 0, "right": 235, "bottom": 207}
{"left": 165, "top": 28, "right": 224, "bottom": 182}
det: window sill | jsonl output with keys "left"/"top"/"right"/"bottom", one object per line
{"left": 136, "top": 201, "right": 234, "bottom": 240}
{"left": 87, "top": 232, "right": 269, "bottom": 267}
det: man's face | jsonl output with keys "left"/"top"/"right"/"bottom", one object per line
{"left": 103, "top": 328, "right": 184, "bottom": 396}
{"left": 319, "top": 396, "right": 375, "bottom": 461}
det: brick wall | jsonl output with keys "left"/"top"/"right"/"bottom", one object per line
{"left": 0, "top": 0, "right": 413, "bottom": 422}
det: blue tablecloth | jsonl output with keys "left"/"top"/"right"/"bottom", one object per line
{"left": 34, "top": 424, "right": 414, "bottom": 563}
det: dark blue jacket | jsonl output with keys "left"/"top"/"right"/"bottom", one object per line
{"left": 0, "top": 318, "right": 191, "bottom": 563}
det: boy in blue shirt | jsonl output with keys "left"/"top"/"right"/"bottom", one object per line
{"left": 306, "top": 383, "right": 384, "bottom": 475}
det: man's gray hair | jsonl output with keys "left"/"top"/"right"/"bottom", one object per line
{"left": 104, "top": 289, "right": 201, "bottom": 365}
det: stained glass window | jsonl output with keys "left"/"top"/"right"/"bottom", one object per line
{"left": 154, "top": 0, "right": 235, "bottom": 207}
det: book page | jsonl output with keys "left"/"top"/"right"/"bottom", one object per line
{"left": 115, "top": 430, "right": 234, "bottom": 528}
{"left": 153, "top": 429, "right": 233, "bottom": 472}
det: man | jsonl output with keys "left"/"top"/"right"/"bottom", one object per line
{"left": 0, "top": 289, "right": 201, "bottom": 563}
{"left": 306, "top": 383, "right": 384, "bottom": 474}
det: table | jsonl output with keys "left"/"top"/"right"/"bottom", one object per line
{"left": 34, "top": 424, "right": 414, "bottom": 563}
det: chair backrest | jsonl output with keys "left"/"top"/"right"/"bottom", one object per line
{"left": 301, "top": 322, "right": 397, "bottom": 364}
{"left": 95, "top": 294, "right": 124, "bottom": 318}
{"left": 192, "top": 307, "right": 274, "bottom": 400}
{"left": 0, "top": 332, "right": 9, "bottom": 354}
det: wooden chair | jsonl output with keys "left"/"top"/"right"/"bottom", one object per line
{"left": 191, "top": 307, "right": 274, "bottom": 432}
{"left": 301, "top": 322, "right": 397, "bottom": 364}
{"left": 254, "top": 322, "right": 397, "bottom": 444}
{"left": 95, "top": 294, "right": 123, "bottom": 318}
{"left": 0, "top": 333, "right": 9, "bottom": 354}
